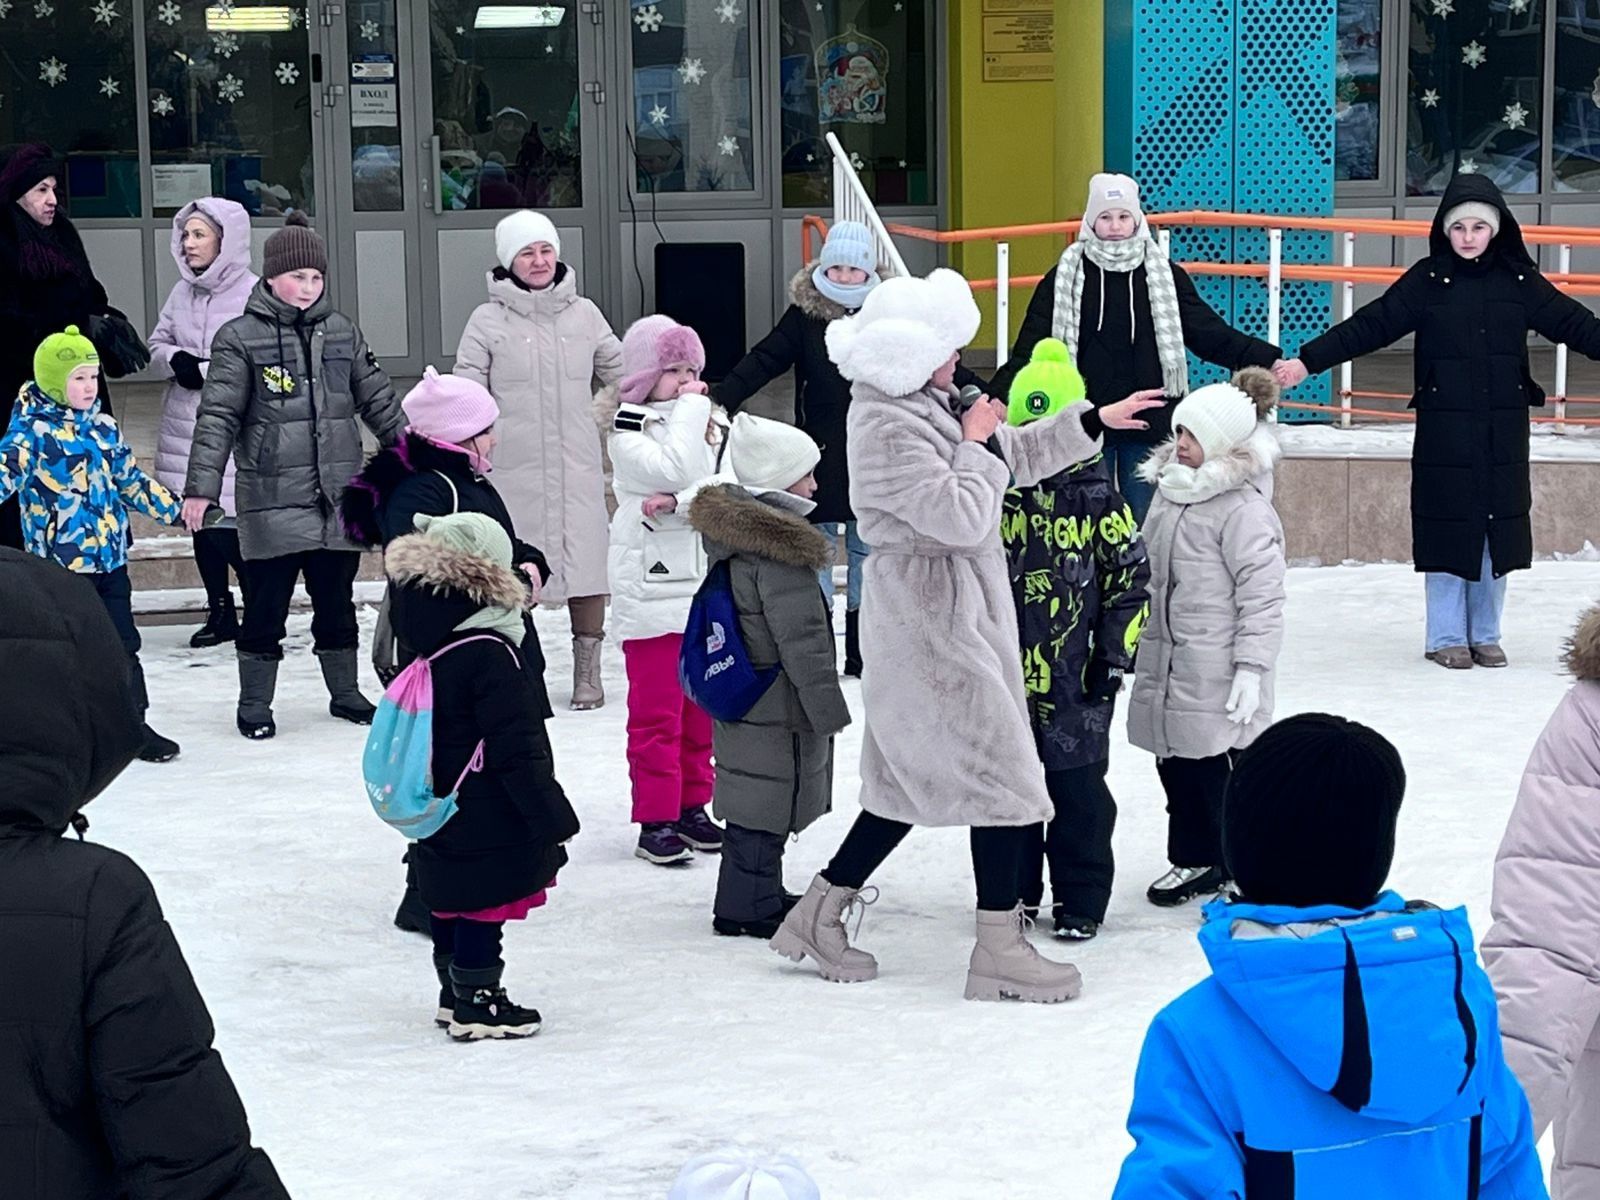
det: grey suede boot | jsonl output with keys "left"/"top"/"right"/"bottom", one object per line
{"left": 964, "top": 905, "right": 1083, "bottom": 1003}
{"left": 316, "top": 647, "right": 376, "bottom": 725}
{"left": 236, "top": 651, "right": 279, "bottom": 740}
{"left": 769, "top": 873, "right": 879, "bottom": 983}
{"left": 570, "top": 633, "right": 605, "bottom": 711}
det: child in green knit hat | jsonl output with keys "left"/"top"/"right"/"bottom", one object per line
{"left": 1000, "top": 337, "right": 1150, "bottom": 940}
{"left": 0, "top": 325, "right": 185, "bottom": 762}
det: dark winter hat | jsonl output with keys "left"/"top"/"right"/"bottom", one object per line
{"left": 1223, "top": 713, "right": 1406, "bottom": 911}
{"left": 262, "top": 210, "right": 328, "bottom": 280}
{"left": 0, "top": 142, "right": 59, "bottom": 205}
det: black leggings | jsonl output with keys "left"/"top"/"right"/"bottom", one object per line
{"left": 428, "top": 915, "right": 505, "bottom": 971}
{"left": 821, "top": 810, "right": 1031, "bottom": 911}
{"left": 193, "top": 526, "right": 245, "bottom": 606}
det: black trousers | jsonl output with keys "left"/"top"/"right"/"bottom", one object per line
{"left": 193, "top": 526, "right": 245, "bottom": 607}
{"left": 88, "top": 567, "right": 146, "bottom": 718}
{"left": 822, "top": 810, "right": 1032, "bottom": 911}
{"left": 237, "top": 549, "right": 360, "bottom": 659}
{"left": 1157, "top": 751, "right": 1237, "bottom": 870}
{"left": 1021, "top": 761, "right": 1117, "bottom": 923}
{"left": 715, "top": 823, "right": 788, "bottom": 923}
{"left": 428, "top": 915, "right": 504, "bottom": 971}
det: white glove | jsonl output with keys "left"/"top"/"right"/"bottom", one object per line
{"left": 1225, "top": 669, "right": 1262, "bottom": 726}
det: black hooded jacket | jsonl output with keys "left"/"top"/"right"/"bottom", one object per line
{"left": 0, "top": 548, "right": 288, "bottom": 1200}
{"left": 1300, "top": 174, "right": 1600, "bottom": 580}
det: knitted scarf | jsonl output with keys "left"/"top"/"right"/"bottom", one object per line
{"left": 1051, "top": 227, "right": 1188, "bottom": 398}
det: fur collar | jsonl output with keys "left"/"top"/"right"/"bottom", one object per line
{"left": 789, "top": 263, "right": 850, "bottom": 322}
{"left": 688, "top": 484, "right": 834, "bottom": 571}
{"left": 384, "top": 534, "right": 528, "bottom": 612}
{"left": 340, "top": 432, "right": 472, "bottom": 547}
{"left": 1566, "top": 602, "right": 1600, "bottom": 681}
{"left": 1138, "top": 422, "right": 1281, "bottom": 505}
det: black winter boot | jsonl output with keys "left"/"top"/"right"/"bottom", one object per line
{"left": 432, "top": 951, "right": 454, "bottom": 1029}
{"left": 127, "top": 658, "right": 180, "bottom": 762}
{"left": 316, "top": 647, "right": 376, "bottom": 725}
{"left": 189, "top": 594, "right": 238, "bottom": 648}
{"left": 843, "top": 608, "right": 862, "bottom": 678}
{"left": 448, "top": 963, "right": 541, "bottom": 1041}
{"left": 236, "top": 651, "right": 279, "bottom": 740}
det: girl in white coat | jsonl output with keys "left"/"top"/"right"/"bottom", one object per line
{"left": 603, "top": 315, "right": 727, "bottom": 866}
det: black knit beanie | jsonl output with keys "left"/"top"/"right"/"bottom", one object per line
{"left": 0, "top": 143, "right": 60, "bottom": 205}
{"left": 1223, "top": 713, "right": 1406, "bottom": 911}
{"left": 262, "top": 211, "right": 327, "bottom": 279}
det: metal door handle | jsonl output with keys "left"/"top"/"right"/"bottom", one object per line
{"left": 323, "top": 83, "right": 346, "bottom": 107}
{"left": 580, "top": 1, "right": 601, "bottom": 23}
{"left": 428, "top": 134, "right": 443, "bottom": 216}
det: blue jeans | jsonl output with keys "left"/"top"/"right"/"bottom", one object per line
{"left": 1425, "top": 538, "right": 1507, "bottom": 652}
{"left": 815, "top": 521, "right": 869, "bottom": 611}
{"left": 1106, "top": 442, "right": 1157, "bottom": 525}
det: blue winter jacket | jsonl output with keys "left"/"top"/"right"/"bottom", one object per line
{"left": 1112, "top": 894, "right": 1547, "bottom": 1200}
{"left": 0, "top": 384, "right": 180, "bottom": 574}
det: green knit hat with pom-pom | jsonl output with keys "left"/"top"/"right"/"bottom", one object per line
{"left": 1006, "top": 336, "right": 1087, "bottom": 426}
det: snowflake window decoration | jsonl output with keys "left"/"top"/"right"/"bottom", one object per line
{"left": 1459, "top": 157, "right": 1480, "bottom": 174}
{"left": 849, "top": 152, "right": 865, "bottom": 170}
{"left": 98, "top": 76, "right": 120, "bottom": 98}
{"left": 633, "top": 4, "right": 662, "bottom": 32}
{"left": 648, "top": 103, "right": 670, "bottom": 127}
{"left": 1503, "top": 101, "right": 1528, "bottom": 130}
{"left": 1508, "top": 0, "right": 1529, "bottom": 11}
{"left": 213, "top": 32, "right": 239, "bottom": 58}
{"left": 1430, "top": 0, "right": 1452, "bottom": 15}
{"left": 38, "top": 56, "right": 66, "bottom": 88}
{"left": 286, "top": 6, "right": 301, "bottom": 26}
{"left": 275, "top": 61, "right": 299, "bottom": 85}
{"left": 0, "top": 0, "right": 12, "bottom": 17}
{"left": 358, "top": 18, "right": 379, "bottom": 41}
{"left": 33, "top": 0, "right": 53, "bottom": 17}
{"left": 213, "top": 0, "right": 233, "bottom": 12}
{"left": 91, "top": 0, "right": 118, "bottom": 24}
{"left": 714, "top": 0, "right": 739, "bottom": 22}
{"left": 717, "top": 135, "right": 738, "bottom": 157}
{"left": 677, "top": 57, "right": 706, "bottom": 85}
{"left": 217, "top": 73, "right": 244, "bottom": 103}
{"left": 151, "top": 90, "right": 175, "bottom": 116}
{"left": 156, "top": 0, "right": 180, "bottom": 25}
{"left": 1461, "top": 40, "right": 1486, "bottom": 69}
{"left": 1421, "top": 88, "right": 1440, "bottom": 109}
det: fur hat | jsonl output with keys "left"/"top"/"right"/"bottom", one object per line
{"left": 494, "top": 209, "right": 561, "bottom": 270}
{"left": 723, "top": 412, "right": 820, "bottom": 493}
{"left": 33, "top": 325, "right": 99, "bottom": 405}
{"left": 668, "top": 1152, "right": 820, "bottom": 1200}
{"left": 1006, "top": 337, "right": 1087, "bottom": 426}
{"left": 1083, "top": 172, "right": 1145, "bottom": 233}
{"left": 262, "top": 211, "right": 327, "bottom": 279}
{"left": 824, "top": 267, "right": 980, "bottom": 396}
{"left": 1170, "top": 366, "right": 1279, "bottom": 461}
{"left": 1442, "top": 200, "right": 1501, "bottom": 238}
{"left": 619, "top": 314, "right": 706, "bottom": 406}
{"left": 1224, "top": 713, "right": 1407, "bottom": 911}
{"left": 401, "top": 366, "right": 500, "bottom": 445}
{"left": 0, "top": 142, "right": 58, "bottom": 205}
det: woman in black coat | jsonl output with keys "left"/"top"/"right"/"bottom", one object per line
{"left": 0, "top": 143, "right": 117, "bottom": 548}
{"left": 989, "top": 173, "right": 1281, "bottom": 523}
{"left": 384, "top": 513, "right": 579, "bottom": 1040}
{"left": 0, "top": 547, "right": 287, "bottom": 1199}
{"left": 1281, "top": 173, "right": 1600, "bottom": 670}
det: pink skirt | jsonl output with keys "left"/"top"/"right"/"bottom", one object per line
{"left": 432, "top": 879, "right": 555, "bottom": 923}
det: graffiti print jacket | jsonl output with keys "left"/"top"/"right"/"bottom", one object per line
{"left": 1001, "top": 453, "right": 1150, "bottom": 771}
{"left": 0, "top": 384, "right": 180, "bottom": 574}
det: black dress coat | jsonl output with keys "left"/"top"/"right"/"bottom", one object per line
{"left": 1299, "top": 173, "right": 1600, "bottom": 580}
{"left": 0, "top": 548, "right": 287, "bottom": 1200}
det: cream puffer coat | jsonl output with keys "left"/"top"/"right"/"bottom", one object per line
{"left": 454, "top": 265, "right": 623, "bottom": 604}
{"left": 1126, "top": 423, "right": 1286, "bottom": 761}
{"left": 1482, "top": 601, "right": 1600, "bottom": 1200}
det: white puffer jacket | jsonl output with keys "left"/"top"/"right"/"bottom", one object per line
{"left": 602, "top": 390, "right": 725, "bottom": 643}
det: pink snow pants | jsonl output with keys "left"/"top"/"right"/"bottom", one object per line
{"left": 623, "top": 633, "right": 714, "bottom": 824}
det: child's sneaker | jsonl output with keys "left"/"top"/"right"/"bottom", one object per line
{"left": 1146, "top": 865, "right": 1229, "bottom": 907}
{"left": 448, "top": 988, "right": 542, "bottom": 1041}
{"left": 675, "top": 805, "right": 724, "bottom": 852}
{"left": 636, "top": 822, "right": 694, "bottom": 865}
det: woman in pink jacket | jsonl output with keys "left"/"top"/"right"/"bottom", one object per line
{"left": 1483, "top": 599, "right": 1600, "bottom": 1198}
{"left": 147, "top": 198, "right": 257, "bottom": 647}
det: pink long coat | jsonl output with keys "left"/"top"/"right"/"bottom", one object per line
{"left": 147, "top": 198, "right": 257, "bottom": 513}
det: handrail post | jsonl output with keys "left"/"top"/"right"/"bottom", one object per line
{"left": 996, "top": 241, "right": 1011, "bottom": 368}
{"left": 1341, "top": 231, "right": 1355, "bottom": 430}
{"left": 1158, "top": 227, "right": 1171, "bottom": 257}
{"left": 1267, "top": 227, "right": 1282, "bottom": 423}
{"left": 1556, "top": 243, "right": 1572, "bottom": 436}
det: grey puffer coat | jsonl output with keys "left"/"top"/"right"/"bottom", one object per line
{"left": 688, "top": 484, "right": 850, "bottom": 837}
{"left": 1482, "top": 601, "right": 1600, "bottom": 1200}
{"left": 186, "top": 282, "right": 405, "bottom": 561}
{"left": 1126, "top": 424, "right": 1286, "bottom": 761}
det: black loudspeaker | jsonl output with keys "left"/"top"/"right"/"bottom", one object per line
{"left": 654, "top": 242, "right": 746, "bottom": 383}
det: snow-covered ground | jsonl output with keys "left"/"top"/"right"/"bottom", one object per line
{"left": 1277, "top": 421, "right": 1600, "bottom": 461}
{"left": 97, "top": 562, "right": 1600, "bottom": 1199}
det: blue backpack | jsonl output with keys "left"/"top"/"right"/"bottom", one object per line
{"left": 679, "top": 559, "right": 779, "bottom": 721}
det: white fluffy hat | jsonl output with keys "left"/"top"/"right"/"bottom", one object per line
{"left": 494, "top": 209, "right": 561, "bottom": 270}
{"left": 668, "top": 1152, "right": 821, "bottom": 1200}
{"left": 723, "top": 412, "right": 821, "bottom": 493}
{"left": 824, "top": 267, "right": 981, "bottom": 396}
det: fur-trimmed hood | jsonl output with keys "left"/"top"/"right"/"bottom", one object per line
{"left": 1566, "top": 602, "right": 1600, "bottom": 680}
{"left": 688, "top": 483, "right": 834, "bottom": 571}
{"left": 789, "top": 263, "right": 852, "bottom": 322}
{"left": 1139, "top": 421, "right": 1282, "bottom": 506}
{"left": 340, "top": 431, "right": 478, "bottom": 547}
{"left": 384, "top": 532, "right": 529, "bottom": 612}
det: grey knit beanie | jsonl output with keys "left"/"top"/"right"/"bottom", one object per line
{"left": 262, "top": 211, "right": 328, "bottom": 279}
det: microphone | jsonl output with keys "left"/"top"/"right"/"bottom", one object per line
{"left": 952, "top": 384, "right": 1005, "bottom": 462}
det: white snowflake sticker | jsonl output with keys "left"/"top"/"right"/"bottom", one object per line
{"left": 98, "top": 76, "right": 120, "bottom": 98}
{"left": 156, "top": 0, "right": 180, "bottom": 24}
{"left": 1421, "top": 88, "right": 1440, "bottom": 108}
{"left": 849, "top": 151, "right": 865, "bottom": 170}
{"left": 91, "top": 0, "right": 117, "bottom": 24}
{"left": 0, "top": 0, "right": 12, "bottom": 17}
{"left": 1508, "top": 0, "right": 1529, "bottom": 11}
{"left": 648, "top": 103, "right": 670, "bottom": 126}
{"left": 217, "top": 73, "right": 244, "bottom": 103}
{"left": 275, "top": 61, "right": 299, "bottom": 85}
{"left": 358, "top": 18, "right": 379, "bottom": 41}
{"left": 633, "top": 4, "right": 662, "bottom": 32}
{"left": 33, "top": 0, "right": 52, "bottom": 16}
{"left": 1462, "top": 40, "right": 1486, "bottom": 69}
{"left": 717, "top": 135, "right": 738, "bottom": 156}
{"left": 151, "top": 90, "right": 175, "bottom": 116}
{"left": 1503, "top": 101, "right": 1528, "bottom": 130}
{"left": 714, "top": 0, "right": 739, "bottom": 22}
{"left": 1459, "top": 157, "right": 1480, "bottom": 174}
{"left": 213, "top": 0, "right": 233, "bottom": 12}
{"left": 287, "top": 7, "right": 301, "bottom": 26}
{"left": 678, "top": 57, "right": 706, "bottom": 85}
{"left": 1430, "top": 0, "right": 1452, "bottom": 14}
{"left": 213, "top": 32, "right": 239, "bottom": 58}
{"left": 38, "top": 56, "right": 66, "bottom": 87}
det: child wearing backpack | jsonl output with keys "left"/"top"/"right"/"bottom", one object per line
{"left": 382, "top": 510, "right": 579, "bottom": 1041}
{"left": 602, "top": 314, "right": 727, "bottom": 867}
{"left": 684, "top": 413, "right": 851, "bottom": 938}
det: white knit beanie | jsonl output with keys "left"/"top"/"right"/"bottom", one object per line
{"left": 494, "top": 209, "right": 561, "bottom": 270}
{"left": 668, "top": 1152, "right": 820, "bottom": 1200}
{"left": 723, "top": 413, "right": 820, "bottom": 492}
{"left": 1442, "top": 200, "right": 1501, "bottom": 237}
{"left": 1170, "top": 380, "right": 1261, "bottom": 462}
{"left": 1083, "top": 172, "right": 1145, "bottom": 232}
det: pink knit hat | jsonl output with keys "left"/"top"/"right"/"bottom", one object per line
{"left": 619, "top": 314, "right": 706, "bottom": 406}
{"left": 401, "top": 366, "right": 500, "bottom": 444}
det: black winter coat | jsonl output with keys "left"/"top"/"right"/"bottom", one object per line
{"left": 1299, "top": 173, "right": 1600, "bottom": 580}
{"left": 714, "top": 266, "right": 987, "bottom": 524}
{"left": 384, "top": 533, "right": 578, "bottom": 913}
{"left": 991, "top": 258, "right": 1281, "bottom": 445}
{"left": 0, "top": 548, "right": 287, "bottom": 1200}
